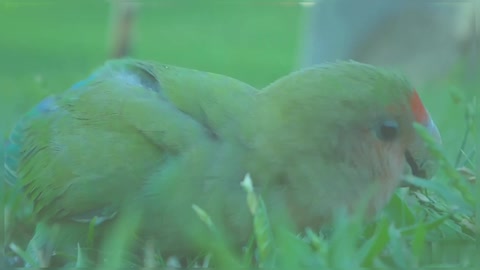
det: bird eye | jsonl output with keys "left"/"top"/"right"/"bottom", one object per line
{"left": 376, "top": 120, "right": 399, "bottom": 141}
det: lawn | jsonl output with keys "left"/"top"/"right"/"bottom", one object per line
{"left": 0, "top": 1, "right": 477, "bottom": 269}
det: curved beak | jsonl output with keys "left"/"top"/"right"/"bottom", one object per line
{"left": 404, "top": 113, "right": 442, "bottom": 183}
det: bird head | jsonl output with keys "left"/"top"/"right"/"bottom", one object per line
{"left": 253, "top": 61, "right": 441, "bottom": 225}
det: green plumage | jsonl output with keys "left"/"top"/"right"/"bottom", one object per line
{"left": 5, "top": 59, "right": 257, "bottom": 265}
{"left": 4, "top": 59, "right": 439, "bottom": 267}
{"left": 8, "top": 60, "right": 255, "bottom": 220}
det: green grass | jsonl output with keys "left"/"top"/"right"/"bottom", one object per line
{"left": 1, "top": 1, "right": 478, "bottom": 269}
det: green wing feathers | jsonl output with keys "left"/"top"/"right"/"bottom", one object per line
{"left": 5, "top": 59, "right": 256, "bottom": 223}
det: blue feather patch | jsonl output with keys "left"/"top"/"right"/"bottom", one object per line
{"left": 4, "top": 96, "right": 59, "bottom": 186}
{"left": 69, "top": 72, "right": 98, "bottom": 90}
{"left": 35, "top": 96, "right": 58, "bottom": 113}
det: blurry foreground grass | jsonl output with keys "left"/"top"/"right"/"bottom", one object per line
{"left": 1, "top": 1, "right": 478, "bottom": 269}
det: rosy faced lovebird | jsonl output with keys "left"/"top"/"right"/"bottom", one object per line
{"left": 4, "top": 60, "right": 440, "bottom": 267}
{"left": 247, "top": 62, "right": 441, "bottom": 230}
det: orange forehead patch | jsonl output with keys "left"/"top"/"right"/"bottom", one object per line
{"left": 410, "top": 90, "right": 428, "bottom": 123}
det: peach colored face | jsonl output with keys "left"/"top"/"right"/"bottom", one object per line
{"left": 364, "top": 89, "right": 441, "bottom": 216}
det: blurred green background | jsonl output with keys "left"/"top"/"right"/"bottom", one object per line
{"left": 0, "top": 1, "right": 304, "bottom": 140}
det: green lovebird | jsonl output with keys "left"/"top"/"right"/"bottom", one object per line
{"left": 4, "top": 59, "right": 257, "bottom": 266}
{"left": 4, "top": 59, "right": 440, "bottom": 267}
